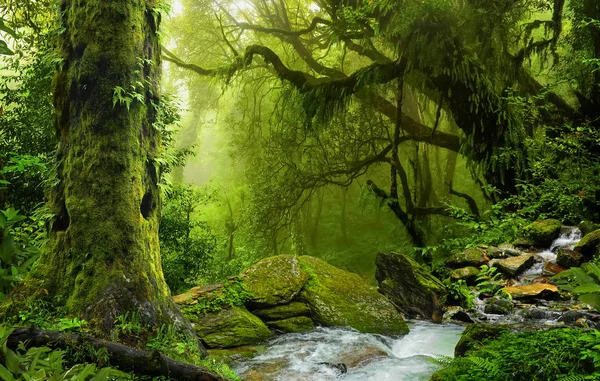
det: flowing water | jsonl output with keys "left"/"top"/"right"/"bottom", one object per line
{"left": 234, "top": 321, "right": 464, "bottom": 380}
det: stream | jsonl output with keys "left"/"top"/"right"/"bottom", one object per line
{"left": 234, "top": 321, "right": 464, "bottom": 380}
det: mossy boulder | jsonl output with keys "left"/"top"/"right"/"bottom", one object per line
{"left": 518, "top": 219, "right": 562, "bottom": 248}
{"left": 574, "top": 229, "right": 600, "bottom": 259}
{"left": 556, "top": 248, "right": 584, "bottom": 268}
{"left": 445, "top": 247, "right": 488, "bottom": 269}
{"left": 243, "top": 255, "right": 309, "bottom": 308}
{"left": 579, "top": 221, "right": 600, "bottom": 236}
{"left": 188, "top": 306, "right": 272, "bottom": 348}
{"left": 491, "top": 254, "right": 534, "bottom": 276}
{"left": 298, "top": 255, "right": 409, "bottom": 336}
{"left": 449, "top": 266, "right": 480, "bottom": 285}
{"left": 252, "top": 301, "right": 311, "bottom": 321}
{"left": 376, "top": 252, "right": 447, "bottom": 322}
{"left": 454, "top": 323, "right": 509, "bottom": 357}
{"left": 266, "top": 316, "right": 315, "bottom": 333}
{"left": 484, "top": 298, "right": 514, "bottom": 315}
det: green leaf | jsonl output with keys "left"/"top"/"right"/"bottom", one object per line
{"left": 0, "top": 41, "right": 13, "bottom": 56}
{"left": 0, "top": 364, "right": 15, "bottom": 381}
{"left": 0, "top": 234, "right": 16, "bottom": 264}
{"left": 579, "top": 293, "right": 600, "bottom": 312}
{"left": 573, "top": 284, "right": 600, "bottom": 294}
{"left": 5, "top": 349, "right": 19, "bottom": 374}
{"left": 0, "top": 18, "right": 17, "bottom": 38}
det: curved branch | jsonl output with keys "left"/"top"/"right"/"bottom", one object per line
{"left": 236, "top": 17, "right": 331, "bottom": 36}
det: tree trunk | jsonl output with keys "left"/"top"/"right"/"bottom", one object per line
{"left": 7, "top": 0, "right": 196, "bottom": 339}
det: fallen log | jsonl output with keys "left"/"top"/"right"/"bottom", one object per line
{"left": 6, "top": 327, "right": 230, "bottom": 381}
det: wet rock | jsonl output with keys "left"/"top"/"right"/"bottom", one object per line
{"left": 557, "top": 310, "right": 588, "bottom": 325}
{"left": 445, "top": 247, "right": 488, "bottom": 269}
{"left": 266, "top": 316, "right": 315, "bottom": 333}
{"left": 579, "top": 221, "right": 600, "bottom": 236}
{"left": 252, "top": 301, "right": 312, "bottom": 321}
{"left": 243, "top": 255, "right": 309, "bottom": 308}
{"left": 574, "top": 229, "right": 600, "bottom": 259}
{"left": 542, "top": 262, "right": 566, "bottom": 276}
{"left": 517, "top": 308, "right": 558, "bottom": 320}
{"left": 338, "top": 346, "right": 389, "bottom": 368}
{"left": 518, "top": 219, "right": 562, "bottom": 248}
{"left": 556, "top": 248, "right": 584, "bottom": 268}
{"left": 449, "top": 266, "right": 480, "bottom": 285}
{"left": 454, "top": 323, "right": 509, "bottom": 357}
{"left": 497, "top": 244, "right": 525, "bottom": 257}
{"left": 443, "top": 306, "right": 474, "bottom": 323}
{"left": 318, "top": 363, "right": 347, "bottom": 376}
{"left": 501, "top": 284, "right": 559, "bottom": 300}
{"left": 532, "top": 276, "right": 552, "bottom": 284}
{"left": 299, "top": 255, "right": 409, "bottom": 336}
{"left": 492, "top": 254, "right": 534, "bottom": 276}
{"left": 207, "top": 345, "right": 267, "bottom": 362}
{"left": 376, "top": 252, "right": 447, "bottom": 322}
{"left": 484, "top": 298, "right": 514, "bottom": 315}
{"left": 188, "top": 305, "right": 272, "bottom": 348}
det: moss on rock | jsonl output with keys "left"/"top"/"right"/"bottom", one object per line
{"left": 243, "top": 255, "right": 308, "bottom": 308}
{"left": 298, "top": 256, "right": 408, "bottom": 336}
{"left": 266, "top": 316, "right": 315, "bottom": 333}
{"left": 445, "top": 247, "right": 488, "bottom": 269}
{"left": 188, "top": 306, "right": 272, "bottom": 348}
{"left": 454, "top": 323, "right": 509, "bottom": 357}
{"left": 251, "top": 302, "right": 311, "bottom": 321}
{"left": 574, "top": 229, "right": 600, "bottom": 259}
{"left": 449, "top": 267, "right": 480, "bottom": 285}
{"left": 519, "top": 219, "right": 562, "bottom": 248}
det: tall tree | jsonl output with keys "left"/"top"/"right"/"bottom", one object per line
{"left": 5, "top": 0, "right": 195, "bottom": 337}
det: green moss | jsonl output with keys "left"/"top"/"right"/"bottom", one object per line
{"left": 266, "top": 316, "right": 314, "bottom": 333}
{"left": 252, "top": 301, "right": 311, "bottom": 320}
{"left": 574, "top": 228, "right": 600, "bottom": 258}
{"left": 454, "top": 323, "right": 509, "bottom": 357}
{"left": 298, "top": 256, "right": 408, "bottom": 336}
{"left": 519, "top": 219, "right": 562, "bottom": 248}
{"left": 445, "top": 247, "right": 488, "bottom": 269}
{"left": 180, "top": 277, "right": 253, "bottom": 317}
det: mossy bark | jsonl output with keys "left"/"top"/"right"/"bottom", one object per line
{"left": 7, "top": 0, "right": 192, "bottom": 337}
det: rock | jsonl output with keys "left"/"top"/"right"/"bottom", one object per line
{"left": 376, "top": 252, "right": 447, "bottom": 322}
{"left": 574, "top": 229, "right": 600, "bottom": 259}
{"left": 318, "top": 363, "right": 347, "bottom": 376}
{"left": 492, "top": 254, "right": 534, "bottom": 276}
{"left": 557, "top": 310, "right": 588, "bottom": 325}
{"left": 486, "top": 246, "right": 510, "bottom": 259}
{"left": 497, "top": 244, "right": 525, "bottom": 257}
{"left": 484, "top": 298, "right": 514, "bottom": 315}
{"left": 338, "top": 346, "right": 389, "bottom": 368}
{"left": 445, "top": 247, "right": 488, "bottom": 269}
{"left": 252, "top": 302, "right": 312, "bottom": 321}
{"left": 518, "top": 219, "right": 562, "bottom": 248}
{"left": 556, "top": 248, "right": 584, "bottom": 268}
{"left": 531, "top": 276, "right": 552, "bottom": 284}
{"left": 173, "top": 283, "right": 223, "bottom": 305}
{"left": 454, "top": 323, "right": 509, "bottom": 357}
{"left": 243, "top": 255, "right": 309, "bottom": 308}
{"left": 299, "top": 255, "right": 409, "bottom": 336}
{"left": 443, "top": 306, "right": 474, "bottom": 323}
{"left": 188, "top": 306, "right": 272, "bottom": 348}
{"left": 542, "top": 262, "right": 566, "bottom": 276}
{"left": 517, "top": 308, "right": 559, "bottom": 320}
{"left": 449, "top": 266, "right": 480, "bottom": 285}
{"left": 207, "top": 345, "right": 267, "bottom": 362}
{"left": 266, "top": 316, "right": 314, "bottom": 333}
{"left": 579, "top": 221, "right": 600, "bottom": 236}
{"left": 501, "top": 284, "right": 559, "bottom": 300}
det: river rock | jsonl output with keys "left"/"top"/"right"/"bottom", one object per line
{"left": 517, "top": 219, "right": 562, "bottom": 248}
{"left": 243, "top": 255, "right": 309, "bottom": 308}
{"left": 207, "top": 345, "right": 267, "bottom": 362}
{"left": 531, "top": 276, "right": 552, "bottom": 284}
{"left": 266, "top": 316, "right": 314, "bottom": 333}
{"left": 491, "top": 254, "right": 534, "bottom": 276}
{"left": 376, "top": 252, "right": 447, "bottom": 322}
{"left": 187, "top": 305, "right": 272, "bottom": 348}
{"left": 443, "top": 306, "right": 474, "bottom": 323}
{"left": 445, "top": 247, "right": 488, "bottom": 269}
{"left": 173, "top": 283, "right": 224, "bottom": 305}
{"left": 252, "top": 301, "right": 311, "bottom": 321}
{"left": 542, "top": 262, "right": 566, "bottom": 276}
{"left": 454, "top": 323, "right": 509, "bottom": 357}
{"left": 338, "top": 346, "right": 389, "bottom": 368}
{"left": 579, "top": 221, "right": 600, "bottom": 236}
{"left": 574, "top": 229, "right": 600, "bottom": 259}
{"left": 497, "top": 244, "right": 525, "bottom": 257}
{"left": 556, "top": 248, "right": 584, "bottom": 268}
{"left": 449, "top": 266, "right": 480, "bottom": 285}
{"left": 501, "top": 284, "right": 559, "bottom": 300}
{"left": 298, "top": 255, "right": 409, "bottom": 335}
{"left": 484, "top": 298, "right": 514, "bottom": 315}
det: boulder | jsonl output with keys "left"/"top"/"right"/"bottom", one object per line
{"left": 491, "top": 254, "right": 534, "bottom": 276}
{"left": 579, "top": 221, "right": 600, "bottom": 236}
{"left": 298, "top": 255, "right": 409, "bottom": 336}
{"left": 173, "top": 283, "right": 223, "bottom": 305}
{"left": 206, "top": 345, "right": 267, "bottom": 362}
{"left": 574, "top": 229, "right": 600, "bottom": 259}
{"left": 454, "top": 323, "right": 509, "bottom": 357}
{"left": 501, "top": 284, "right": 559, "bottom": 300}
{"left": 251, "top": 301, "right": 311, "bottom": 321}
{"left": 243, "top": 255, "right": 309, "bottom": 308}
{"left": 518, "top": 219, "right": 562, "bottom": 248}
{"left": 484, "top": 298, "right": 514, "bottom": 315}
{"left": 445, "top": 247, "right": 488, "bottom": 269}
{"left": 486, "top": 246, "right": 509, "bottom": 259}
{"left": 556, "top": 248, "right": 584, "bottom": 268}
{"left": 497, "top": 244, "right": 525, "bottom": 257}
{"left": 266, "top": 316, "right": 314, "bottom": 333}
{"left": 542, "top": 262, "right": 566, "bottom": 276}
{"left": 449, "top": 266, "right": 480, "bottom": 285}
{"left": 338, "top": 346, "right": 389, "bottom": 368}
{"left": 443, "top": 306, "right": 474, "bottom": 323}
{"left": 376, "top": 252, "right": 447, "bottom": 322}
{"left": 187, "top": 305, "right": 272, "bottom": 348}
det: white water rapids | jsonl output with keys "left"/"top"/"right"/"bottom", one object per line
{"left": 233, "top": 321, "right": 464, "bottom": 380}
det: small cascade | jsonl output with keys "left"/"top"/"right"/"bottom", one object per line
{"left": 517, "top": 226, "right": 581, "bottom": 284}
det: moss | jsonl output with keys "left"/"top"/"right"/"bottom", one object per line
{"left": 454, "top": 323, "right": 509, "bottom": 357}
{"left": 178, "top": 277, "right": 253, "bottom": 317}
{"left": 243, "top": 255, "right": 308, "bottom": 308}
{"left": 445, "top": 247, "right": 488, "bottom": 269}
{"left": 266, "top": 316, "right": 314, "bottom": 333}
{"left": 449, "top": 267, "right": 480, "bottom": 284}
{"left": 298, "top": 256, "right": 408, "bottom": 336}
{"left": 251, "top": 301, "right": 311, "bottom": 320}
{"left": 519, "top": 219, "right": 562, "bottom": 248}
{"left": 188, "top": 306, "right": 272, "bottom": 348}
{"left": 574, "top": 228, "right": 600, "bottom": 258}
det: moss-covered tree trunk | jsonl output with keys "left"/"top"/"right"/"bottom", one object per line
{"left": 10, "top": 0, "right": 193, "bottom": 336}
